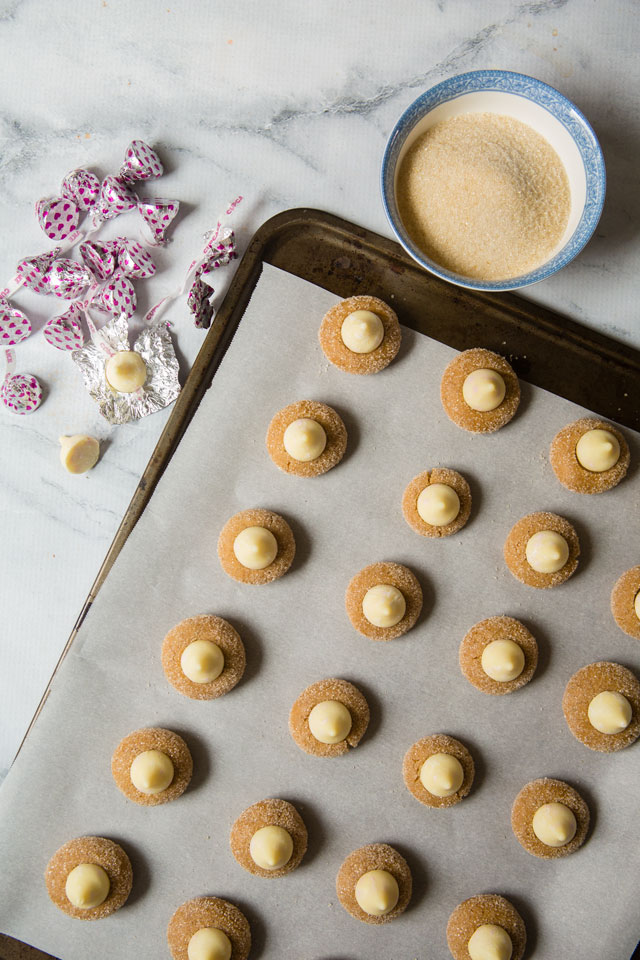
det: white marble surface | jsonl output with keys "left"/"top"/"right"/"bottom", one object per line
{"left": 0, "top": 0, "right": 638, "bottom": 779}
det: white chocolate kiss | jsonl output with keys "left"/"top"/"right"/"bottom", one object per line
{"left": 525, "top": 530, "right": 569, "bottom": 574}
{"left": 635, "top": 591, "right": 640, "bottom": 621}
{"left": 249, "top": 825, "right": 293, "bottom": 871}
{"left": 308, "top": 700, "right": 352, "bottom": 744}
{"left": 283, "top": 418, "right": 327, "bottom": 462}
{"left": 532, "top": 802, "right": 577, "bottom": 847}
{"left": 462, "top": 368, "right": 506, "bottom": 412}
{"left": 233, "top": 526, "right": 278, "bottom": 570}
{"left": 587, "top": 691, "right": 632, "bottom": 735}
{"left": 417, "top": 482, "right": 460, "bottom": 526}
{"left": 105, "top": 350, "right": 147, "bottom": 393}
{"left": 575, "top": 428, "right": 620, "bottom": 472}
{"left": 59, "top": 435, "right": 100, "bottom": 474}
{"left": 354, "top": 869, "right": 399, "bottom": 917}
{"left": 481, "top": 639, "right": 525, "bottom": 683}
{"left": 65, "top": 862, "right": 110, "bottom": 910}
{"left": 467, "top": 923, "right": 513, "bottom": 960}
{"left": 130, "top": 749, "right": 174, "bottom": 795}
{"left": 340, "top": 310, "right": 384, "bottom": 354}
{"left": 419, "top": 752, "right": 464, "bottom": 798}
{"left": 362, "top": 584, "right": 406, "bottom": 628}
{"left": 187, "top": 927, "right": 232, "bottom": 960}
{"left": 181, "top": 639, "right": 224, "bottom": 684}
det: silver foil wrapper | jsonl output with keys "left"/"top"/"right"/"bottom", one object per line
{"left": 72, "top": 313, "right": 180, "bottom": 424}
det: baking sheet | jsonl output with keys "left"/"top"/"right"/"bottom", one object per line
{"left": 0, "top": 263, "right": 639, "bottom": 960}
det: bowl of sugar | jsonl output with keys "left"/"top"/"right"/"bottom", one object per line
{"left": 381, "top": 70, "right": 605, "bottom": 290}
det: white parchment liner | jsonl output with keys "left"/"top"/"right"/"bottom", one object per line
{"left": 0, "top": 265, "right": 638, "bottom": 960}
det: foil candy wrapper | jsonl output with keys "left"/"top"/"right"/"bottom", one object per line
{"left": 0, "top": 304, "right": 31, "bottom": 345}
{"left": 138, "top": 199, "right": 180, "bottom": 244}
{"left": 119, "top": 140, "right": 163, "bottom": 183}
{"left": 72, "top": 313, "right": 179, "bottom": 424}
{"left": 187, "top": 229, "right": 238, "bottom": 329}
{"left": 47, "top": 259, "right": 91, "bottom": 299}
{"left": 61, "top": 169, "right": 100, "bottom": 210}
{"left": 1, "top": 372, "right": 42, "bottom": 414}
{"left": 44, "top": 302, "right": 85, "bottom": 352}
{"left": 16, "top": 250, "right": 59, "bottom": 293}
{"left": 36, "top": 197, "right": 80, "bottom": 241}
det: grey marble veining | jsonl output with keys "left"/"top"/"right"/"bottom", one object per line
{"left": 0, "top": 0, "right": 638, "bottom": 777}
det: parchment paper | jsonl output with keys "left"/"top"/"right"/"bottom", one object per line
{"left": 0, "top": 264, "right": 638, "bottom": 960}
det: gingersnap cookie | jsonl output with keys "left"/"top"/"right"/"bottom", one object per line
{"left": 218, "top": 508, "right": 295, "bottom": 585}
{"left": 611, "top": 565, "right": 640, "bottom": 640}
{"left": 111, "top": 727, "right": 193, "bottom": 806}
{"left": 167, "top": 896, "right": 251, "bottom": 960}
{"left": 403, "top": 734, "right": 475, "bottom": 808}
{"left": 345, "top": 561, "right": 423, "bottom": 641}
{"left": 230, "top": 799, "right": 307, "bottom": 878}
{"left": 266, "top": 400, "right": 347, "bottom": 478}
{"left": 319, "top": 295, "right": 402, "bottom": 375}
{"left": 550, "top": 417, "right": 630, "bottom": 494}
{"left": 446, "top": 894, "right": 526, "bottom": 960}
{"left": 162, "top": 615, "right": 246, "bottom": 701}
{"left": 440, "top": 348, "right": 520, "bottom": 434}
{"left": 45, "top": 836, "right": 132, "bottom": 920}
{"left": 289, "top": 677, "right": 370, "bottom": 757}
{"left": 511, "top": 778, "right": 590, "bottom": 859}
{"left": 562, "top": 661, "right": 640, "bottom": 753}
{"left": 504, "top": 511, "right": 580, "bottom": 589}
{"left": 402, "top": 468, "right": 471, "bottom": 538}
{"left": 459, "top": 616, "right": 538, "bottom": 696}
{"left": 336, "top": 843, "right": 412, "bottom": 925}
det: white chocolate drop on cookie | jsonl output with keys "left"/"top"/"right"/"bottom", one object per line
{"left": 308, "top": 700, "right": 352, "bottom": 744}
{"left": 283, "top": 417, "right": 327, "bottom": 462}
{"left": 249, "top": 825, "right": 293, "bottom": 871}
{"left": 59, "top": 435, "right": 100, "bottom": 474}
{"left": 525, "top": 530, "right": 569, "bottom": 574}
{"left": 362, "top": 584, "right": 406, "bottom": 627}
{"left": 532, "top": 802, "right": 577, "bottom": 847}
{"left": 419, "top": 752, "right": 464, "bottom": 798}
{"left": 575, "top": 428, "right": 620, "bottom": 472}
{"left": 417, "top": 482, "right": 460, "bottom": 526}
{"left": 105, "top": 350, "right": 147, "bottom": 393}
{"left": 65, "top": 862, "right": 110, "bottom": 910}
{"left": 187, "top": 927, "right": 232, "bottom": 960}
{"left": 587, "top": 690, "right": 632, "bottom": 734}
{"left": 462, "top": 368, "right": 506, "bottom": 412}
{"left": 181, "top": 639, "right": 224, "bottom": 684}
{"left": 481, "top": 639, "right": 525, "bottom": 682}
{"left": 468, "top": 923, "right": 513, "bottom": 960}
{"left": 233, "top": 526, "right": 278, "bottom": 570}
{"left": 130, "top": 749, "right": 174, "bottom": 795}
{"left": 354, "top": 869, "right": 399, "bottom": 917}
{"left": 341, "top": 310, "right": 384, "bottom": 354}
{"left": 635, "top": 591, "right": 640, "bottom": 621}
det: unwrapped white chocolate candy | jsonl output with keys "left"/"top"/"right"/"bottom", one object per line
{"left": 65, "top": 862, "right": 110, "bottom": 910}
{"left": 635, "top": 591, "right": 640, "bottom": 621}
{"left": 481, "top": 639, "right": 525, "bottom": 682}
{"left": 462, "top": 368, "right": 506, "bottom": 412}
{"left": 419, "top": 752, "right": 464, "bottom": 797}
{"left": 576, "top": 428, "right": 620, "bottom": 472}
{"left": 187, "top": 927, "right": 232, "bottom": 960}
{"left": 362, "top": 584, "right": 406, "bottom": 628}
{"left": 532, "top": 801, "right": 577, "bottom": 847}
{"left": 283, "top": 418, "right": 327, "bottom": 462}
{"left": 341, "top": 310, "right": 384, "bottom": 354}
{"left": 181, "top": 639, "right": 224, "bottom": 684}
{"left": 355, "top": 869, "right": 399, "bottom": 917}
{"left": 308, "top": 700, "right": 352, "bottom": 744}
{"left": 130, "top": 749, "right": 174, "bottom": 795}
{"left": 249, "top": 825, "right": 293, "bottom": 871}
{"left": 468, "top": 923, "right": 513, "bottom": 960}
{"left": 233, "top": 526, "right": 278, "bottom": 570}
{"left": 59, "top": 434, "right": 100, "bottom": 474}
{"left": 105, "top": 350, "right": 147, "bottom": 393}
{"left": 587, "top": 690, "right": 632, "bottom": 734}
{"left": 417, "top": 482, "right": 460, "bottom": 526}
{"left": 525, "top": 530, "right": 569, "bottom": 574}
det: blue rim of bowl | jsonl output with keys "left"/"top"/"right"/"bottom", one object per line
{"left": 380, "top": 70, "right": 606, "bottom": 291}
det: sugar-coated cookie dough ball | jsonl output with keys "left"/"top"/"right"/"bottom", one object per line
{"left": 308, "top": 700, "right": 352, "bottom": 744}
{"left": 481, "top": 639, "right": 525, "bottom": 683}
{"left": 249, "top": 826, "right": 293, "bottom": 871}
{"left": 468, "top": 923, "right": 513, "bottom": 960}
{"left": 420, "top": 753, "right": 465, "bottom": 798}
{"left": 105, "top": 350, "right": 147, "bottom": 393}
{"left": 532, "top": 802, "right": 577, "bottom": 848}
{"left": 59, "top": 435, "right": 100, "bottom": 474}
{"left": 283, "top": 418, "right": 327, "bottom": 462}
{"left": 65, "top": 863, "right": 110, "bottom": 910}
{"left": 354, "top": 869, "right": 399, "bottom": 917}
{"left": 362, "top": 584, "right": 406, "bottom": 627}
{"left": 417, "top": 482, "right": 460, "bottom": 525}
{"left": 525, "top": 530, "right": 569, "bottom": 574}
{"left": 341, "top": 310, "right": 385, "bottom": 354}
{"left": 462, "top": 368, "right": 506, "bottom": 412}
{"left": 575, "top": 429, "right": 620, "bottom": 472}
{"left": 233, "top": 526, "right": 278, "bottom": 570}
{"left": 180, "top": 639, "right": 224, "bottom": 684}
{"left": 587, "top": 691, "right": 632, "bottom": 734}
{"left": 187, "top": 927, "right": 232, "bottom": 960}
{"left": 130, "top": 749, "right": 174, "bottom": 795}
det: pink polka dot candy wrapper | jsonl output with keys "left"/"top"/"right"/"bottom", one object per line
{"left": 16, "top": 250, "right": 57, "bottom": 294}
{"left": 92, "top": 271, "right": 136, "bottom": 318}
{"left": 0, "top": 305, "right": 31, "bottom": 346}
{"left": 118, "top": 140, "right": 163, "bottom": 184}
{"left": 61, "top": 168, "right": 100, "bottom": 211}
{"left": 118, "top": 240, "right": 156, "bottom": 279}
{"left": 138, "top": 199, "right": 179, "bottom": 245}
{"left": 79, "top": 241, "right": 118, "bottom": 282}
{"left": 1, "top": 373, "right": 42, "bottom": 415}
{"left": 44, "top": 302, "right": 84, "bottom": 352}
{"left": 47, "top": 259, "right": 91, "bottom": 300}
{"left": 36, "top": 197, "right": 80, "bottom": 242}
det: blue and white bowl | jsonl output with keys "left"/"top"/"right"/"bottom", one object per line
{"left": 381, "top": 70, "right": 606, "bottom": 291}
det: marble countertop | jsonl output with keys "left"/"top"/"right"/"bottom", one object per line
{"left": 0, "top": 0, "right": 638, "bottom": 779}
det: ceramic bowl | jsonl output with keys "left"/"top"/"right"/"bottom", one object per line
{"left": 381, "top": 70, "right": 605, "bottom": 291}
